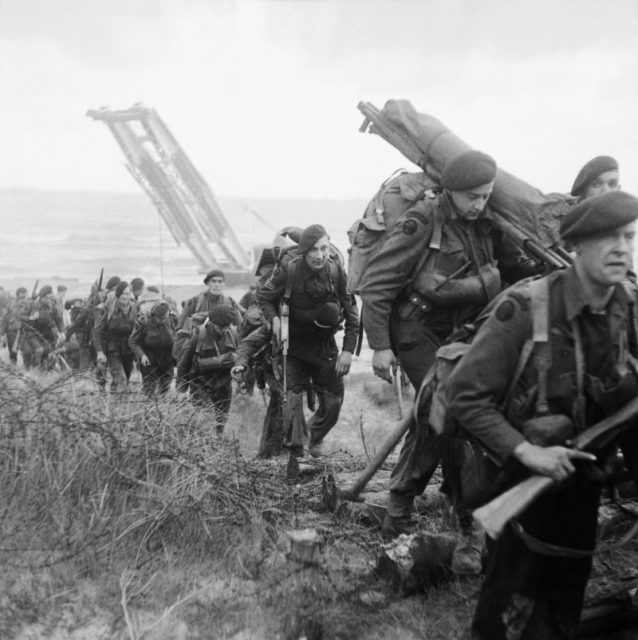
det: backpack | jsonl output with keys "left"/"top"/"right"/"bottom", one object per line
{"left": 426, "top": 277, "right": 549, "bottom": 437}
{"left": 172, "top": 312, "right": 208, "bottom": 361}
{"left": 346, "top": 170, "right": 438, "bottom": 294}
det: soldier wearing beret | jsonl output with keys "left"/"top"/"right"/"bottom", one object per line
{"left": 93, "top": 281, "right": 137, "bottom": 392}
{"left": 257, "top": 224, "right": 360, "bottom": 457}
{"left": 18, "top": 284, "right": 64, "bottom": 369}
{"left": 129, "top": 301, "right": 177, "bottom": 396}
{"left": 176, "top": 304, "right": 238, "bottom": 434}
{"left": 177, "top": 269, "right": 243, "bottom": 332}
{"left": 359, "top": 150, "right": 539, "bottom": 573}
{"left": 571, "top": 155, "right": 620, "bottom": 201}
{"left": 446, "top": 191, "right": 638, "bottom": 639}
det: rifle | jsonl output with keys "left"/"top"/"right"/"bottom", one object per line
{"left": 474, "top": 395, "right": 638, "bottom": 539}
{"left": 357, "top": 101, "right": 572, "bottom": 271}
{"left": 280, "top": 299, "right": 289, "bottom": 401}
{"left": 31, "top": 279, "right": 39, "bottom": 300}
{"left": 97, "top": 268, "right": 104, "bottom": 292}
{"left": 338, "top": 386, "right": 433, "bottom": 502}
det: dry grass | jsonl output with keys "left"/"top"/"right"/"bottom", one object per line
{"left": 2, "top": 361, "right": 635, "bottom": 639}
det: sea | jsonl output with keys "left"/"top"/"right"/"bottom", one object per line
{"left": 0, "top": 188, "right": 368, "bottom": 295}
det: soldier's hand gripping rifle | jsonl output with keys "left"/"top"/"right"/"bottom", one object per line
{"left": 474, "top": 395, "right": 638, "bottom": 539}
{"left": 357, "top": 101, "right": 572, "bottom": 271}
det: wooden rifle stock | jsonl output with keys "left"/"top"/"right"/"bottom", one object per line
{"left": 474, "top": 396, "right": 638, "bottom": 539}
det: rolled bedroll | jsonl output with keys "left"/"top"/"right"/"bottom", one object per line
{"left": 358, "top": 99, "right": 576, "bottom": 267}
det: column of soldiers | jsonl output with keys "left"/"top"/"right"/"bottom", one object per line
{"left": 0, "top": 151, "right": 635, "bottom": 637}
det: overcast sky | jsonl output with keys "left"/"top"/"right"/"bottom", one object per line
{"left": 1, "top": 0, "right": 637, "bottom": 199}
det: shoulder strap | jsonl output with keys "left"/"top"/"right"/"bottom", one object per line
{"left": 500, "top": 278, "right": 549, "bottom": 413}
{"left": 195, "top": 293, "right": 206, "bottom": 313}
{"left": 195, "top": 324, "right": 207, "bottom": 355}
{"left": 284, "top": 256, "right": 302, "bottom": 300}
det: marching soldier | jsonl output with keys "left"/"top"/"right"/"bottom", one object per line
{"left": 257, "top": 224, "right": 359, "bottom": 457}
{"left": 129, "top": 301, "right": 177, "bottom": 396}
{"left": 176, "top": 305, "right": 238, "bottom": 434}
{"left": 93, "top": 281, "right": 137, "bottom": 392}
{"left": 447, "top": 191, "right": 638, "bottom": 639}
{"left": 18, "top": 285, "right": 64, "bottom": 369}
{"left": 359, "top": 150, "right": 538, "bottom": 573}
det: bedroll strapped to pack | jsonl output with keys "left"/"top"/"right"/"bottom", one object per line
{"left": 346, "top": 170, "right": 438, "bottom": 295}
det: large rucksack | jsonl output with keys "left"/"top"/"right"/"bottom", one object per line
{"left": 346, "top": 170, "right": 438, "bottom": 294}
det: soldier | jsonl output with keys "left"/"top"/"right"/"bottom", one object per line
{"left": 129, "top": 301, "right": 177, "bottom": 396}
{"left": 257, "top": 224, "right": 359, "bottom": 458}
{"left": 55, "top": 285, "right": 68, "bottom": 328}
{"left": 232, "top": 320, "right": 284, "bottom": 457}
{"left": 177, "top": 269, "right": 242, "bottom": 331}
{"left": 130, "top": 277, "right": 145, "bottom": 303}
{"left": 571, "top": 155, "right": 620, "bottom": 201}
{"left": 359, "top": 150, "right": 538, "bottom": 573}
{"left": 63, "top": 298, "right": 86, "bottom": 370}
{"left": 176, "top": 305, "right": 238, "bottom": 434}
{"left": 93, "top": 281, "right": 137, "bottom": 392}
{"left": 446, "top": 191, "right": 638, "bottom": 639}
{"left": 18, "top": 285, "right": 65, "bottom": 369}
{"left": 239, "top": 280, "right": 259, "bottom": 310}
{"left": 1, "top": 287, "right": 27, "bottom": 364}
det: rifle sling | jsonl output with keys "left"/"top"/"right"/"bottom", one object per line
{"left": 511, "top": 501, "right": 638, "bottom": 558}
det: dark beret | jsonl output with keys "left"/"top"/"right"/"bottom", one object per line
{"left": 115, "top": 281, "right": 130, "bottom": 298}
{"left": 313, "top": 302, "right": 342, "bottom": 328}
{"left": 203, "top": 269, "right": 225, "bottom": 284}
{"left": 147, "top": 285, "right": 160, "bottom": 293}
{"left": 151, "top": 301, "right": 170, "bottom": 316}
{"left": 298, "top": 224, "right": 329, "bottom": 254}
{"left": 209, "top": 304, "right": 236, "bottom": 327}
{"left": 130, "top": 277, "right": 145, "bottom": 290}
{"left": 105, "top": 276, "right": 121, "bottom": 290}
{"left": 571, "top": 156, "right": 618, "bottom": 197}
{"left": 440, "top": 150, "right": 497, "bottom": 191}
{"left": 560, "top": 191, "right": 638, "bottom": 241}
{"left": 16, "top": 287, "right": 28, "bottom": 296}
{"left": 38, "top": 285, "right": 53, "bottom": 298}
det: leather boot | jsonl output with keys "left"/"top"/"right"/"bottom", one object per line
{"left": 382, "top": 491, "right": 416, "bottom": 536}
{"left": 451, "top": 520, "right": 485, "bottom": 575}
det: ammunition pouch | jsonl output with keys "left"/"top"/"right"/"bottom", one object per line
{"left": 522, "top": 414, "right": 575, "bottom": 446}
{"left": 429, "top": 342, "right": 472, "bottom": 436}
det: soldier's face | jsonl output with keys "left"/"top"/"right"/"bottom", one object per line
{"left": 575, "top": 221, "right": 636, "bottom": 287}
{"left": 118, "top": 287, "right": 132, "bottom": 304}
{"left": 449, "top": 181, "right": 494, "bottom": 220}
{"left": 583, "top": 170, "right": 620, "bottom": 200}
{"left": 207, "top": 277, "right": 225, "bottom": 295}
{"left": 305, "top": 235, "right": 331, "bottom": 271}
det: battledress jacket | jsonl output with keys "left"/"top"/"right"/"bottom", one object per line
{"left": 445, "top": 266, "right": 638, "bottom": 475}
{"left": 359, "top": 192, "right": 536, "bottom": 351}
{"left": 257, "top": 256, "right": 359, "bottom": 355}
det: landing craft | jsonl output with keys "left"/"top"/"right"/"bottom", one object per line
{"left": 87, "top": 104, "right": 268, "bottom": 284}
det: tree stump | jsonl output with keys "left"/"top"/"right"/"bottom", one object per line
{"left": 281, "top": 528, "right": 326, "bottom": 640}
